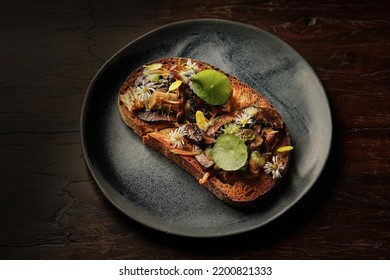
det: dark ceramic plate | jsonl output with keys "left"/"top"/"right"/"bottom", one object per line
{"left": 81, "top": 19, "right": 332, "bottom": 237}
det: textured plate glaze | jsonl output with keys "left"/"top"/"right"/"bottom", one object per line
{"left": 81, "top": 19, "right": 332, "bottom": 237}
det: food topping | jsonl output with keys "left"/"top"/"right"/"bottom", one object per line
{"left": 211, "top": 134, "right": 248, "bottom": 171}
{"left": 126, "top": 59, "right": 293, "bottom": 180}
{"left": 193, "top": 145, "right": 214, "bottom": 169}
{"left": 168, "top": 126, "right": 187, "bottom": 149}
{"left": 179, "top": 58, "right": 199, "bottom": 83}
{"left": 168, "top": 80, "right": 182, "bottom": 93}
{"left": 191, "top": 69, "right": 231, "bottom": 105}
{"left": 136, "top": 80, "right": 156, "bottom": 101}
{"left": 235, "top": 112, "right": 253, "bottom": 127}
{"left": 195, "top": 110, "right": 210, "bottom": 131}
{"left": 146, "top": 90, "right": 181, "bottom": 112}
{"left": 263, "top": 156, "right": 285, "bottom": 179}
{"left": 143, "top": 63, "right": 163, "bottom": 71}
{"left": 181, "top": 123, "right": 203, "bottom": 143}
{"left": 137, "top": 111, "right": 175, "bottom": 122}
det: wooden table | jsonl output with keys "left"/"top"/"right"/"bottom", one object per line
{"left": 1, "top": 0, "right": 389, "bottom": 259}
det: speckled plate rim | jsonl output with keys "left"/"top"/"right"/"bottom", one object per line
{"left": 81, "top": 19, "right": 332, "bottom": 238}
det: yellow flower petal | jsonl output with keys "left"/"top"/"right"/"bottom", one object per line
{"left": 276, "top": 145, "right": 294, "bottom": 153}
{"left": 144, "top": 63, "right": 162, "bottom": 71}
{"left": 195, "top": 110, "right": 209, "bottom": 131}
{"left": 168, "top": 80, "right": 182, "bottom": 92}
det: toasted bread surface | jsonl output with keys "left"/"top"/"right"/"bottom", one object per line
{"left": 118, "top": 57, "right": 292, "bottom": 206}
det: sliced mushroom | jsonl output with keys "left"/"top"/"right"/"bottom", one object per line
{"left": 193, "top": 145, "right": 214, "bottom": 169}
{"left": 183, "top": 88, "right": 210, "bottom": 122}
{"left": 137, "top": 111, "right": 176, "bottom": 122}
{"left": 175, "top": 83, "right": 186, "bottom": 123}
{"left": 206, "top": 114, "right": 235, "bottom": 136}
{"left": 182, "top": 123, "right": 203, "bottom": 143}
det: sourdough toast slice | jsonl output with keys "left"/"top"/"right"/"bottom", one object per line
{"left": 118, "top": 57, "right": 292, "bottom": 206}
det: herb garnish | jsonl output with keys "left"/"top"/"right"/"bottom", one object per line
{"left": 191, "top": 69, "right": 231, "bottom": 105}
{"left": 212, "top": 134, "right": 248, "bottom": 171}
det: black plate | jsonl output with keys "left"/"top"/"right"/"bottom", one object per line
{"left": 81, "top": 19, "right": 332, "bottom": 237}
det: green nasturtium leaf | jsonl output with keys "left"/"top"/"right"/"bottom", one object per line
{"left": 212, "top": 134, "right": 248, "bottom": 171}
{"left": 192, "top": 69, "right": 231, "bottom": 105}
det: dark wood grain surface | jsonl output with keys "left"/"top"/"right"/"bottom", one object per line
{"left": 1, "top": 0, "right": 389, "bottom": 259}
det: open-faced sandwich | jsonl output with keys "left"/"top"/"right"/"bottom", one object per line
{"left": 118, "top": 58, "right": 293, "bottom": 206}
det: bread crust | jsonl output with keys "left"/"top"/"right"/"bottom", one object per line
{"left": 118, "top": 58, "right": 292, "bottom": 206}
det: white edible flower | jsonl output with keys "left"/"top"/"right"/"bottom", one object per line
{"left": 185, "top": 59, "right": 199, "bottom": 72}
{"left": 263, "top": 156, "right": 285, "bottom": 179}
{"left": 235, "top": 112, "right": 253, "bottom": 126}
{"left": 168, "top": 126, "right": 187, "bottom": 149}
{"left": 136, "top": 80, "right": 156, "bottom": 101}
{"left": 180, "top": 59, "right": 199, "bottom": 83}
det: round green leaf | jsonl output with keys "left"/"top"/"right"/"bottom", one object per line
{"left": 212, "top": 134, "right": 248, "bottom": 171}
{"left": 192, "top": 69, "right": 231, "bottom": 105}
